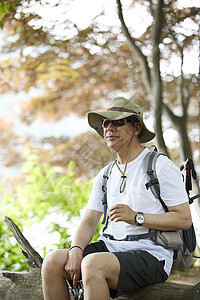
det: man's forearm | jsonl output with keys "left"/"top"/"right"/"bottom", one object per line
{"left": 110, "top": 203, "right": 192, "bottom": 231}
{"left": 71, "top": 209, "right": 102, "bottom": 250}
{"left": 71, "top": 222, "right": 95, "bottom": 250}
{"left": 143, "top": 210, "right": 192, "bottom": 231}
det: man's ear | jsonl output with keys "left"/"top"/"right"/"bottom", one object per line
{"left": 134, "top": 122, "right": 142, "bottom": 136}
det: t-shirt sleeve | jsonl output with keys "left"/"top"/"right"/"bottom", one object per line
{"left": 156, "top": 155, "right": 188, "bottom": 207}
{"left": 86, "top": 167, "right": 105, "bottom": 213}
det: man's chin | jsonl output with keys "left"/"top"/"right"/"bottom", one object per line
{"left": 106, "top": 140, "right": 118, "bottom": 151}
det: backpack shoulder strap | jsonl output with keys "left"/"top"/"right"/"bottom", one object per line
{"left": 101, "top": 161, "right": 115, "bottom": 224}
{"left": 143, "top": 151, "right": 168, "bottom": 212}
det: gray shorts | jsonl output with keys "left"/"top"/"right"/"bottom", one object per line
{"left": 83, "top": 240, "right": 168, "bottom": 298}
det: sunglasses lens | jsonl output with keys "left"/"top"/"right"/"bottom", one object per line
{"left": 102, "top": 119, "right": 111, "bottom": 128}
{"left": 102, "top": 119, "right": 128, "bottom": 128}
{"left": 112, "top": 119, "right": 126, "bottom": 126}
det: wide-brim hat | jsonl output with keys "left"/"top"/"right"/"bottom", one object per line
{"left": 88, "top": 96, "right": 155, "bottom": 143}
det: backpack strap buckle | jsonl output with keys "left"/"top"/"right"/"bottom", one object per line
{"left": 145, "top": 178, "right": 159, "bottom": 190}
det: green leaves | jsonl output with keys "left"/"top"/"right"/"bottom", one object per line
{"left": 0, "top": 149, "right": 95, "bottom": 270}
{"left": 0, "top": 0, "right": 15, "bottom": 28}
{"left": 0, "top": 219, "right": 27, "bottom": 271}
{"left": 15, "top": 150, "right": 93, "bottom": 220}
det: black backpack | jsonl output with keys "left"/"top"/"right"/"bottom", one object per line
{"left": 101, "top": 150, "right": 200, "bottom": 270}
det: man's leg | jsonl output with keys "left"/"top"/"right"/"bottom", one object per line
{"left": 41, "top": 249, "right": 70, "bottom": 300}
{"left": 81, "top": 252, "right": 120, "bottom": 300}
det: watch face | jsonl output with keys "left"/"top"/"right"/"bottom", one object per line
{"left": 136, "top": 213, "right": 145, "bottom": 224}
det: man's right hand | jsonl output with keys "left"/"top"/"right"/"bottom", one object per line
{"left": 64, "top": 209, "right": 102, "bottom": 288}
{"left": 65, "top": 247, "right": 83, "bottom": 288}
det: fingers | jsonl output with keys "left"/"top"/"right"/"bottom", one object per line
{"left": 65, "top": 266, "right": 80, "bottom": 288}
{"left": 110, "top": 204, "right": 123, "bottom": 214}
{"left": 64, "top": 250, "right": 82, "bottom": 287}
{"left": 109, "top": 204, "right": 135, "bottom": 224}
{"left": 73, "top": 272, "right": 80, "bottom": 288}
{"left": 109, "top": 204, "right": 124, "bottom": 221}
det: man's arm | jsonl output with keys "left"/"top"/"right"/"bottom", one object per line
{"left": 141, "top": 202, "right": 192, "bottom": 231}
{"left": 72, "top": 209, "right": 102, "bottom": 249}
{"left": 110, "top": 202, "right": 192, "bottom": 231}
{"left": 65, "top": 209, "right": 102, "bottom": 287}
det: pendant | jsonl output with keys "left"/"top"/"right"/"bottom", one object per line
{"left": 120, "top": 177, "right": 126, "bottom": 193}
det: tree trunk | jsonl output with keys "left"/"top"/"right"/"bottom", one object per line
{"left": 163, "top": 104, "right": 200, "bottom": 219}
{"left": 174, "top": 118, "right": 192, "bottom": 162}
{"left": 114, "top": 282, "right": 200, "bottom": 300}
{"left": 151, "top": 0, "right": 168, "bottom": 156}
{"left": 116, "top": 0, "right": 168, "bottom": 155}
{"left": 0, "top": 269, "right": 43, "bottom": 300}
{"left": 0, "top": 269, "right": 200, "bottom": 300}
{"left": 163, "top": 105, "right": 193, "bottom": 162}
{"left": 2, "top": 216, "right": 200, "bottom": 300}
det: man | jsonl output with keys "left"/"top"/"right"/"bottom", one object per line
{"left": 42, "top": 97, "right": 192, "bottom": 300}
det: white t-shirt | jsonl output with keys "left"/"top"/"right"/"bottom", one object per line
{"left": 86, "top": 148, "right": 188, "bottom": 275}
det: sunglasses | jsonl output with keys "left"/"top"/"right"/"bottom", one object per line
{"left": 102, "top": 118, "right": 130, "bottom": 128}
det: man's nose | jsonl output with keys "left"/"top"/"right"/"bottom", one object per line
{"left": 107, "top": 121, "right": 114, "bottom": 130}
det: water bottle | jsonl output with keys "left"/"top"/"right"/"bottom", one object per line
{"left": 111, "top": 220, "right": 126, "bottom": 240}
{"left": 110, "top": 196, "right": 126, "bottom": 240}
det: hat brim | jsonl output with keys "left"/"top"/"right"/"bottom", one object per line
{"left": 88, "top": 111, "right": 155, "bottom": 143}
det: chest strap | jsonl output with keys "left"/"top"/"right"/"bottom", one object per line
{"left": 102, "top": 231, "right": 156, "bottom": 242}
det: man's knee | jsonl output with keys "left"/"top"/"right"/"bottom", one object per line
{"left": 81, "top": 253, "right": 103, "bottom": 281}
{"left": 42, "top": 249, "right": 67, "bottom": 276}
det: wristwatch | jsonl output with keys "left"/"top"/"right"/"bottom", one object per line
{"left": 134, "top": 212, "right": 145, "bottom": 226}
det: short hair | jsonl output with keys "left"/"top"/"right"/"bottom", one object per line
{"left": 128, "top": 116, "right": 144, "bottom": 139}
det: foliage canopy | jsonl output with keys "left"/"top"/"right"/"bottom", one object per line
{"left": 0, "top": 0, "right": 199, "bottom": 170}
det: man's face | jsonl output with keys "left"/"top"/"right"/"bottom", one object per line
{"left": 103, "top": 119, "right": 135, "bottom": 153}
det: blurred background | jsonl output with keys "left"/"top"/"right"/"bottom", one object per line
{"left": 0, "top": 0, "right": 199, "bottom": 272}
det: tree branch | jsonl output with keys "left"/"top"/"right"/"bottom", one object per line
{"left": 167, "top": 30, "right": 191, "bottom": 116}
{"left": 151, "top": 0, "right": 163, "bottom": 80}
{"left": 4, "top": 216, "right": 43, "bottom": 268}
{"left": 116, "top": 0, "right": 151, "bottom": 93}
{"left": 150, "top": 0, "right": 168, "bottom": 155}
{"left": 174, "top": 7, "right": 200, "bottom": 25}
{"left": 163, "top": 102, "right": 181, "bottom": 126}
